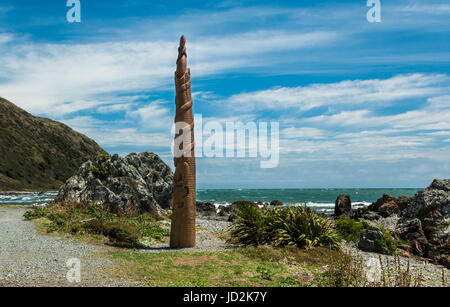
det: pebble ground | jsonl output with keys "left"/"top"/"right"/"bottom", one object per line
{"left": 1, "top": 206, "right": 447, "bottom": 287}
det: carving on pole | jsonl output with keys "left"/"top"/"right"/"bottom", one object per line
{"left": 170, "top": 35, "right": 196, "bottom": 248}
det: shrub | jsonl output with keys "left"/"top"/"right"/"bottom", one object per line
{"left": 256, "top": 266, "right": 274, "bottom": 280}
{"left": 103, "top": 221, "right": 141, "bottom": 248}
{"left": 23, "top": 202, "right": 168, "bottom": 248}
{"left": 89, "top": 166, "right": 109, "bottom": 180}
{"left": 89, "top": 154, "right": 110, "bottom": 180}
{"left": 228, "top": 202, "right": 268, "bottom": 246}
{"left": 335, "top": 215, "right": 370, "bottom": 243}
{"left": 376, "top": 226, "right": 402, "bottom": 255}
{"left": 229, "top": 204, "right": 341, "bottom": 249}
{"left": 24, "top": 207, "right": 48, "bottom": 220}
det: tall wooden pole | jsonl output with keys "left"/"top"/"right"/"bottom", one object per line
{"left": 170, "top": 35, "right": 196, "bottom": 248}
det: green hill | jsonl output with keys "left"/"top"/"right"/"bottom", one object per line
{"left": 0, "top": 97, "right": 107, "bottom": 191}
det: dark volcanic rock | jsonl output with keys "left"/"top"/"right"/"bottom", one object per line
{"left": 396, "top": 196, "right": 412, "bottom": 212}
{"left": 368, "top": 194, "right": 411, "bottom": 217}
{"left": 349, "top": 206, "right": 381, "bottom": 220}
{"left": 396, "top": 218, "right": 427, "bottom": 254}
{"left": 218, "top": 205, "right": 232, "bottom": 216}
{"left": 378, "top": 200, "right": 401, "bottom": 218}
{"left": 369, "top": 194, "right": 396, "bottom": 212}
{"left": 334, "top": 194, "right": 351, "bottom": 216}
{"left": 196, "top": 201, "right": 217, "bottom": 217}
{"left": 358, "top": 226, "right": 390, "bottom": 255}
{"left": 228, "top": 213, "right": 239, "bottom": 222}
{"left": 270, "top": 200, "right": 283, "bottom": 206}
{"left": 55, "top": 152, "right": 173, "bottom": 216}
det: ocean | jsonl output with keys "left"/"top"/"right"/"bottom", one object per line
{"left": 0, "top": 188, "right": 419, "bottom": 214}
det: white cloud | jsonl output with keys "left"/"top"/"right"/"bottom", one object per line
{"left": 225, "top": 74, "right": 449, "bottom": 112}
{"left": 127, "top": 100, "right": 173, "bottom": 130}
{"left": 401, "top": 4, "right": 450, "bottom": 14}
{"left": 281, "top": 127, "right": 327, "bottom": 139}
{"left": 61, "top": 116, "right": 172, "bottom": 149}
{"left": 0, "top": 29, "right": 336, "bottom": 117}
{"left": 0, "top": 33, "right": 14, "bottom": 44}
{"left": 305, "top": 105, "right": 450, "bottom": 131}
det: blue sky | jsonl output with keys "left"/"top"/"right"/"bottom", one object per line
{"left": 0, "top": 0, "right": 449, "bottom": 188}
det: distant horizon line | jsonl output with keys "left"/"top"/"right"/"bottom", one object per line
{"left": 196, "top": 187, "right": 423, "bottom": 190}
{"left": 0, "top": 187, "right": 424, "bottom": 194}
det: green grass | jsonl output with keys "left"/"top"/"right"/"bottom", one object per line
{"left": 24, "top": 202, "right": 169, "bottom": 248}
{"left": 106, "top": 246, "right": 343, "bottom": 287}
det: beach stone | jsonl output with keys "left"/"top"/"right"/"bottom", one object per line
{"left": 334, "top": 194, "right": 351, "bottom": 216}
{"left": 55, "top": 152, "right": 173, "bottom": 216}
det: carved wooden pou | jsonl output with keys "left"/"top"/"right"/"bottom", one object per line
{"left": 170, "top": 35, "right": 196, "bottom": 248}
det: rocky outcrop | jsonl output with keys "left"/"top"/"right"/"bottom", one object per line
{"left": 351, "top": 194, "right": 412, "bottom": 220}
{"left": 270, "top": 200, "right": 283, "bottom": 206}
{"left": 55, "top": 152, "right": 173, "bottom": 216}
{"left": 378, "top": 201, "right": 401, "bottom": 218}
{"left": 196, "top": 201, "right": 217, "bottom": 217}
{"left": 358, "top": 226, "right": 390, "bottom": 255}
{"left": 334, "top": 194, "right": 351, "bottom": 216}
{"left": 395, "top": 179, "right": 449, "bottom": 267}
{"left": 368, "top": 194, "right": 411, "bottom": 218}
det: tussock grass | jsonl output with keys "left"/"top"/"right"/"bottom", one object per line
{"left": 24, "top": 202, "right": 169, "bottom": 248}
{"left": 228, "top": 203, "right": 340, "bottom": 249}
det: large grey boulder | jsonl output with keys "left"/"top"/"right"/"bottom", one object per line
{"left": 55, "top": 152, "right": 173, "bottom": 216}
{"left": 400, "top": 179, "right": 449, "bottom": 243}
{"left": 396, "top": 179, "right": 449, "bottom": 267}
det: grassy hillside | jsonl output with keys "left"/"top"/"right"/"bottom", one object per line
{"left": 0, "top": 97, "right": 107, "bottom": 191}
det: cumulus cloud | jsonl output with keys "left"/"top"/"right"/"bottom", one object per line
{"left": 225, "top": 74, "right": 449, "bottom": 112}
{"left": 0, "top": 29, "right": 336, "bottom": 117}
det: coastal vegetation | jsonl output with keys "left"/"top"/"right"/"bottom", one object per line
{"left": 106, "top": 246, "right": 438, "bottom": 287}
{"left": 88, "top": 153, "right": 110, "bottom": 180}
{"left": 19, "top": 178, "right": 449, "bottom": 286}
{"left": 24, "top": 202, "right": 169, "bottom": 248}
{"left": 228, "top": 203, "right": 340, "bottom": 249}
{"left": 107, "top": 246, "right": 343, "bottom": 287}
{"left": 21, "top": 198, "right": 448, "bottom": 287}
{"left": 335, "top": 215, "right": 370, "bottom": 242}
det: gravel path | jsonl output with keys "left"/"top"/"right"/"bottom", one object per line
{"left": 141, "top": 216, "right": 236, "bottom": 252}
{"left": 0, "top": 206, "right": 134, "bottom": 287}
{"left": 343, "top": 242, "right": 449, "bottom": 287}
{"left": 3, "top": 206, "right": 445, "bottom": 287}
{"left": 0, "top": 207, "right": 234, "bottom": 286}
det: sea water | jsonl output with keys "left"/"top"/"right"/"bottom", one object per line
{"left": 0, "top": 188, "right": 419, "bottom": 214}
